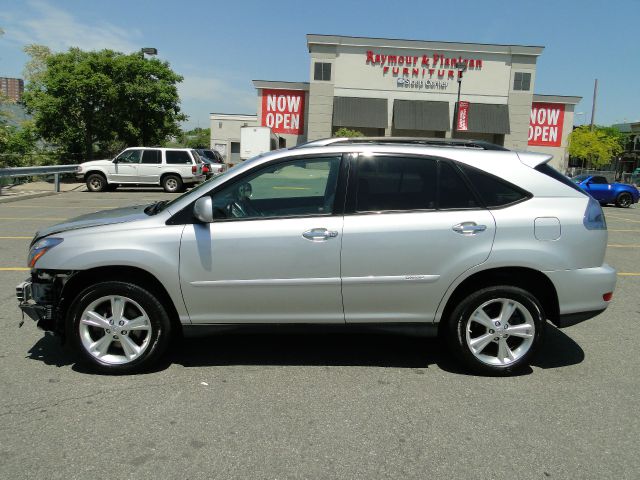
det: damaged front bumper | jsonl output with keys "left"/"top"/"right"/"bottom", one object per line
{"left": 16, "top": 271, "right": 68, "bottom": 333}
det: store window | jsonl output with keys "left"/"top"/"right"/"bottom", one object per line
{"left": 314, "top": 62, "right": 332, "bottom": 81}
{"left": 513, "top": 72, "right": 531, "bottom": 91}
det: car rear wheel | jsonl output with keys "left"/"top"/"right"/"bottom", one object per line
{"left": 446, "top": 286, "right": 544, "bottom": 375}
{"left": 615, "top": 192, "right": 632, "bottom": 208}
{"left": 162, "top": 174, "right": 183, "bottom": 193}
{"left": 68, "top": 281, "right": 172, "bottom": 374}
{"left": 86, "top": 173, "right": 107, "bottom": 192}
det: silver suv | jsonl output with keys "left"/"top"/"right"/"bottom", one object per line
{"left": 17, "top": 138, "right": 617, "bottom": 375}
{"left": 77, "top": 147, "right": 205, "bottom": 193}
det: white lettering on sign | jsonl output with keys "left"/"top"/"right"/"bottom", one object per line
{"left": 261, "top": 89, "right": 305, "bottom": 135}
{"left": 528, "top": 102, "right": 565, "bottom": 147}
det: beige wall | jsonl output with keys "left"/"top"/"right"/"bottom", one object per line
{"left": 307, "top": 40, "right": 541, "bottom": 144}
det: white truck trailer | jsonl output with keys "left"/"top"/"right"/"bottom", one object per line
{"left": 240, "top": 126, "right": 279, "bottom": 161}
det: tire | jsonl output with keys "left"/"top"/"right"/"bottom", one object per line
{"left": 445, "top": 285, "right": 544, "bottom": 376}
{"left": 162, "top": 174, "right": 183, "bottom": 193}
{"left": 615, "top": 192, "right": 632, "bottom": 208}
{"left": 67, "top": 281, "right": 172, "bottom": 374}
{"left": 86, "top": 173, "right": 107, "bottom": 192}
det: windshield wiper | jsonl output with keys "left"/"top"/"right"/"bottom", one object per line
{"left": 144, "top": 200, "right": 169, "bottom": 215}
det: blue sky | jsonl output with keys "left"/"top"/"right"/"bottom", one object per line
{"left": 1, "top": 0, "right": 638, "bottom": 129}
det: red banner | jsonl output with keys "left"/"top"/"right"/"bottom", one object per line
{"left": 261, "top": 89, "right": 305, "bottom": 135}
{"left": 528, "top": 102, "right": 565, "bottom": 147}
{"left": 457, "top": 101, "right": 470, "bottom": 131}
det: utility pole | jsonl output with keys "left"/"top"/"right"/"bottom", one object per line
{"left": 590, "top": 79, "right": 598, "bottom": 131}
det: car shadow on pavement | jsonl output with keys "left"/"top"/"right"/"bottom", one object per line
{"left": 25, "top": 323, "right": 584, "bottom": 376}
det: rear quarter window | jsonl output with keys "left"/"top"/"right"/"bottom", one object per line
{"left": 459, "top": 163, "right": 531, "bottom": 208}
{"left": 165, "top": 150, "right": 193, "bottom": 164}
{"left": 535, "top": 163, "right": 588, "bottom": 196}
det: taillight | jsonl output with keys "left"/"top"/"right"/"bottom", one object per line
{"left": 192, "top": 165, "right": 197, "bottom": 174}
{"left": 603, "top": 292, "right": 613, "bottom": 302}
{"left": 583, "top": 197, "right": 607, "bottom": 230}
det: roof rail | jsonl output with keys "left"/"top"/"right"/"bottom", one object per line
{"left": 294, "top": 137, "right": 509, "bottom": 151}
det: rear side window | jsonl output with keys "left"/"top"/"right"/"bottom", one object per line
{"left": 535, "top": 163, "right": 587, "bottom": 196}
{"left": 439, "top": 162, "right": 479, "bottom": 209}
{"left": 166, "top": 150, "right": 192, "bottom": 164}
{"left": 356, "top": 156, "right": 437, "bottom": 212}
{"left": 141, "top": 150, "right": 161, "bottom": 164}
{"left": 460, "top": 164, "right": 530, "bottom": 207}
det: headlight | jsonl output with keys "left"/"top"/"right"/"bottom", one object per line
{"left": 27, "top": 237, "right": 64, "bottom": 268}
{"left": 77, "top": 166, "right": 83, "bottom": 173}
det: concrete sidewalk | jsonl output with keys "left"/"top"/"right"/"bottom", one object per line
{"left": 0, "top": 181, "right": 85, "bottom": 203}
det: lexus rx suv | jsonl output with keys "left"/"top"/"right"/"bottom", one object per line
{"left": 17, "top": 138, "right": 616, "bottom": 375}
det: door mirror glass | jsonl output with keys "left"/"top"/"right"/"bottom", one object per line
{"left": 193, "top": 196, "right": 214, "bottom": 223}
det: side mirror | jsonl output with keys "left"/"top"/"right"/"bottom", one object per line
{"left": 113, "top": 158, "right": 119, "bottom": 164}
{"left": 193, "top": 197, "right": 214, "bottom": 223}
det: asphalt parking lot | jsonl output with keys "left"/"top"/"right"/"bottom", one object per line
{"left": 0, "top": 187, "right": 639, "bottom": 479}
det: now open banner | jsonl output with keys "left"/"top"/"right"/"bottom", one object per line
{"left": 261, "top": 89, "right": 305, "bottom": 135}
{"left": 528, "top": 102, "right": 565, "bottom": 147}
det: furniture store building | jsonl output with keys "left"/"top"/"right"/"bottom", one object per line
{"left": 211, "top": 34, "right": 580, "bottom": 170}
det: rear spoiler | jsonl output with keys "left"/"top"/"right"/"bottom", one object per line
{"left": 517, "top": 152, "right": 553, "bottom": 168}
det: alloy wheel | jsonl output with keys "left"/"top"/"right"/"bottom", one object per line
{"left": 78, "top": 295, "right": 152, "bottom": 365}
{"left": 465, "top": 298, "right": 535, "bottom": 366}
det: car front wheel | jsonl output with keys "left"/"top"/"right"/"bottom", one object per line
{"left": 446, "top": 286, "right": 544, "bottom": 375}
{"left": 86, "top": 173, "right": 107, "bottom": 192}
{"left": 67, "top": 281, "right": 172, "bottom": 374}
{"left": 616, "top": 192, "right": 632, "bottom": 208}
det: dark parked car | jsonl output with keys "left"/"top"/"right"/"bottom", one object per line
{"left": 572, "top": 174, "right": 640, "bottom": 208}
{"left": 195, "top": 149, "right": 227, "bottom": 177}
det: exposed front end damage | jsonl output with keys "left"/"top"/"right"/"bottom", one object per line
{"left": 16, "top": 270, "right": 73, "bottom": 336}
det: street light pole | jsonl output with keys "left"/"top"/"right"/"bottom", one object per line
{"left": 454, "top": 62, "right": 467, "bottom": 135}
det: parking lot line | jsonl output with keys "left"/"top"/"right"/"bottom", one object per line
{"left": 1, "top": 205, "right": 111, "bottom": 209}
{"left": 609, "top": 229, "right": 640, "bottom": 232}
{"left": 607, "top": 244, "right": 640, "bottom": 248}
{"left": 0, "top": 267, "right": 29, "bottom": 271}
{"left": 0, "top": 217, "right": 66, "bottom": 220}
{"left": 605, "top": 215, "right": 640, "bottom": 224}
{"left": 0, "top": 236, "right": 31, "bottom": 239}
{"left": 618, "top": 272, "right": 640, "bottom": 276}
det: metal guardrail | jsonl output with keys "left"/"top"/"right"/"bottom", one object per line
{"left": 0, "top": 165, "right": 78, "bottom": 193}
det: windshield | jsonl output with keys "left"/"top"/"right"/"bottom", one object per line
{"left": 571, "top": 174, "right": 590, "bottom": 183}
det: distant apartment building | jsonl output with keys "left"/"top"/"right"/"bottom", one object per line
{"left": 0, "top": 77, "right": 25, "bottom": 102}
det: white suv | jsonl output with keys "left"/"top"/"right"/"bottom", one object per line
{"left": 77, "top": 147, "right": 205, "bottom": 193}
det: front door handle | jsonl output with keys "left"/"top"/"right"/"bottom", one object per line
{"left": 302, "top": 228, "right": 338, "bottom": 241}
{"left": 452, "top": 222, "right": 487, "bottom": 235}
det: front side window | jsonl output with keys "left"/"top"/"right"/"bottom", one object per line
{"left": 166, "top": 150, "right": 192, "bottom": 164}
{"left": 590, "top": 176, "right": 608, "bottom": 184}
{"left": 210, "top": 156, "right": 341, "bottom": 220}
{"left": 356, "top": 156, "right": 437, "bottom": 212}
{"left": 115, "top": 149, "right": 142, "bottom": 163}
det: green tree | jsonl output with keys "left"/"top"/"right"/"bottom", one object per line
{"left": 22, "top": 46, "right": 186, "bottom": 161}
{"left": 568, "top": 126, "right": 624, "bottom": 168}
{"left": 333, "top": 127, "right": 364, "bottom": 138}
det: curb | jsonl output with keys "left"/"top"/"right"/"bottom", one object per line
{"left": 0, "top": 191, "right": 60, "bottom": 204}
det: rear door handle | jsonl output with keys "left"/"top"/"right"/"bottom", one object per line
{"left": 452, "top": 222, "right": 487, "bottom": 235}
{"left": 302, "top": 228, "right": 338, "bottom": 241}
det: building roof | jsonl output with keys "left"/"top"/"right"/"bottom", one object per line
{"left": 533, "top": 94, "right": 582, "bottom": 105}
{"left": 252, "top": 80, "right": 309, "bottom": 91}
{"left": 307, "top": 34, "right": 544, "bottom": 56}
